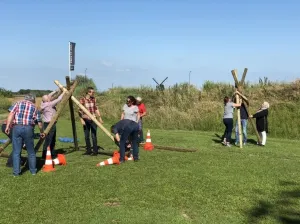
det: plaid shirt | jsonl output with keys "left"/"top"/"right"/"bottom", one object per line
{"left": 79, "top": 96, "right": 98, "bottom": 119}
{"left": 11, "top": 100, "right": 41, "bottom": 126}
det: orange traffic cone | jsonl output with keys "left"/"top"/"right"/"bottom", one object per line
{"left": 42, "top": 146, "right": 55, "bottom": 172}
{"left": 96, "top": 156, "right": 120, "bottom": 167}
{"left": 144, "top": 130, "right": 154, "bottom": 151}
{"left": 53, "top": 154, "right": 67, "bottom": 166}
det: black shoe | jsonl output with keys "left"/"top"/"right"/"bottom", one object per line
{"left": 119, "top": 160, "right": 125, "bottom": 164}
{"left": 83, "top": 151, "right": 92, "bottom": 155}
{"left": 134, "top": 159, "right": 139, "bottom": 162}
{"left": 91, "top": 152, "right": 98, "bottom": 156}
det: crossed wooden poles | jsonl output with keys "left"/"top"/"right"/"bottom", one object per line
{"left": 0, "top": 76, "right": 116, "bottom": 157}
{"left": 231, "top": 69, "right": 262, "bottom": 148}
{"left": 0, "top": 77, "right": 198, "bottom": 157}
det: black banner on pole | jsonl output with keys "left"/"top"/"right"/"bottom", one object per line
{"left": 69, "top": 42, "right": 76, "bottom": 71}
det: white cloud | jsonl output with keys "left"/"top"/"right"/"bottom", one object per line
{"left": 101, "top": 60, "right": 113, "bottom": 67}
{"left": 116, "top": 68, "right": 131, "bottom": 72}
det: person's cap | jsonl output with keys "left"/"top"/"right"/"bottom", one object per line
{"left": 136, "top": 97, "right": 142, "bottom": 101}
{"left": 24, "top": 94, "right": 36, "bottom": 102}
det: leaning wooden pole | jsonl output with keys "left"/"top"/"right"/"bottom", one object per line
{"left": 0, "top": 139, "right": 11, "bottom": 154}
{"left": 34, "top": 80, "right": 78, "bottom": 151}
{"left": 54, "top": 80, "right": 115, "bottom": 142}
{"left": 243, "top": 103, "right": 262, "bottom": 144}
{"left": 66, "top": 76, "right": 79, "bottom": 151}
{"left": 232, "top": 70, "right": 243, "bottom": 148}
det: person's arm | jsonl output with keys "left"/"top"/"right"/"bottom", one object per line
{"left": 251, "top": 109, "right": 268, "bottom": 118}
{"left": 233, "top": 103, "right": 241, "bottom": 107}
{"left": 5, "top": 112, "right": 14, "bottom": 135}
{"left": 48, "top": 92, "right": 65, "bottom": 106}
{"left": 94, "top": 99, "right": 103, "bottom": 123}
{"left": 35, "top": 110, "right": 45, "bottom": 138}
{"left": 121, "top": 104, "right": 125, "bottom": 120}
{"left": 136, "top": 111, "right": 140, "bottom": 122}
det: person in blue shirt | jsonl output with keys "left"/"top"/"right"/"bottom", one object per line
{"left": 111, "top": 119, "right": 139, "bottom": 163}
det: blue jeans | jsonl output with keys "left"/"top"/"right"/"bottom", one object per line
{"left": 120, "top": 122, "right": 139, "bottom": 161}
{"left": 138, "top": 119, "right": 144, "bottom": 142}
{"left": 235, "top": 119, "right": 248, "bottom": 144}
{"left": 12, "top": 125, "right": 36, "bottom": 175}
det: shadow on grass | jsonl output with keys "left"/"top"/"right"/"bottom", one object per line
{"left": 246, "top": 180, "right": 300, "bottom": 223}
{"left": 213, "top": 133, "right": 258, "bottom": 146}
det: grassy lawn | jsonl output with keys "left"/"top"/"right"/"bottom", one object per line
{"left": 0, "top": 119, "right": 300, "bottom": 223}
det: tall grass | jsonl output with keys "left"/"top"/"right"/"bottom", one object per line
{"left": 4, "top": 76, "right": 298, "bottom": 140}
{"left": 86, "top": 80, "right": 300, "bottom": 140}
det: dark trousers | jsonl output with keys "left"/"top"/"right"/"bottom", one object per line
{"left": 42, "top": 122, "right": 57, "bottom": 159}
{"left": 83, "top": 119, "right": 98, "bottom": 153}
{"left": 120, "top": 122, "right": 139, "bottom": 161}
{"left": 223, "top": 118, "right": 233, "bottom": 143}
{"left": 138, "top": 119, "right": 144, "bottom": 142}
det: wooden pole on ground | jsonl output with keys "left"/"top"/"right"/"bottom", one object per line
{"left": 232, "top": 69, "right": 243, "bottom": 148}
{"left": 34, "top": 80, "right": 78, "bottom": 151}
{"left": 0, "top": 139, "right": 11, "bottom": 154}
{"left": 66, "top": 76, "right": 79, "bottom": 150}
{"left": 54, "top": 80, "right": 115, "bottom": 142}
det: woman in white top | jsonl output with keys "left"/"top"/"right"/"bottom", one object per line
{"left": 121, "top": 96, "right": 140, "bottom": 122}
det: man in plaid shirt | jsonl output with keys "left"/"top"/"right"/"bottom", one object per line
{"left": 5, "top": 94, "right": 45, "bottom": 176}
{"left": 79, "top": 87, "right": 103, "bottom": 156}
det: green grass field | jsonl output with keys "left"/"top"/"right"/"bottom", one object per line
{"left": 0, "top": 119, "right": 300, "bottom": 224}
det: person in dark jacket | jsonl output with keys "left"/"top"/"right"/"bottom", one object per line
{"left": 250, "top": 102, "right": 269, "bottom": 146}
{"left": 111, "top": 119, "right": 139, "bottom": 163}
{"left": 235, "top": 101, "right": 249, "bottom": 146}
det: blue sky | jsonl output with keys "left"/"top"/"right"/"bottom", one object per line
{"left": 1, "top": 0, "right": 300, "bottom": 91}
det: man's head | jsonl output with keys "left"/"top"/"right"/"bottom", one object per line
{"left": 24, "top": 94, "right": 36, "bottom": 103}
{"left": 86, "top": 87, "right": 95, "bottom": 97}
{"left": 136, "top": 96, "right": 142, "bottom": 105}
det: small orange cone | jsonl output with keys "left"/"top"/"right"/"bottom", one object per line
{"left": 42, "top": 146, "right": 55, "bottom": 172}
{"left": 96, "top": 156, "right": 120, "bottom": 167}
{"left": 53, "top": 154, "right": 67, "bottom": 166}
{"left": 143, "top": 130, "right": 154, "bottom": 151}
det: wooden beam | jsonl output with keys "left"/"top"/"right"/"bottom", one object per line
{"left": 243, "top": 103, "right": 262, "bottom": 144}
{"left": 0, "top": 139, "right": 11, "bottom": 153}
{"left": 232, "top": 69, "right": 243, "bottom": 148}
{"left": 231, "top": 69, "right": 239, "bottom": 87}
{"left": 34, "top": 80, "right": 78, "bottom": 151}
{"left": 240, "top": 68, "right": 248, "bottom": 86}
{"left": 54, "top": 80, "right": 115, "bottom": 142}
{"left": 66, "top": 76, "right": 79, "bottom": 151}
{"left": 235, "top": 91, "right": 249, "bottom": 105}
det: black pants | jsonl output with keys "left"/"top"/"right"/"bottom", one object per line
{"left": 83, "top": 119, "right": 98, "bottom": 153}
{"left": 119, "top": 122, "right": 139, "bottom": 162}
{"left": 223, "top": 118, "right": 233, "bottom": 143}
{"left": 42, "top": 122, "right": 57, "bottom": 159}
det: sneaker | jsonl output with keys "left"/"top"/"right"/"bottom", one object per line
{"left": 243, "top": 142, "right": 247, "bottom": 146}
{"left": 90, "top": 152, "right": 98, "bottom": 156}
{"left": 221, "top": 141, "right": 227, "bottom": 146}
{"left": 226, "top": 143, "right": 232, "bottom": 147}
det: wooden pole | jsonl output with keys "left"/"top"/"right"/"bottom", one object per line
{"left": 243, "top": 103, "right": 262, "bottom": 144}
{"left": 34, "top": 80, "right": 78, "bottom": 151}
{"left": 66, "top": 76, "right": 79, "bottom": 151}
{"left": 0, "top": 139, "right": 11, "bottom": 153}
{"left": 54, "top": 80, "right": 115, "bottom": 142}
{"left": 232, "top": 69, "right": 243, "bottom": 148}
{"left": 240, "top": 68, "right": 248, "bottom": 86}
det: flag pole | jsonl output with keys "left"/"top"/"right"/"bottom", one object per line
{"left": 69, "top": 41, "right": 72, "bottom": 81}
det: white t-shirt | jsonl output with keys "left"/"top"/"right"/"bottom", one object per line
{"left": 122, "top": 104, "right": 139, "bottom": 121}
